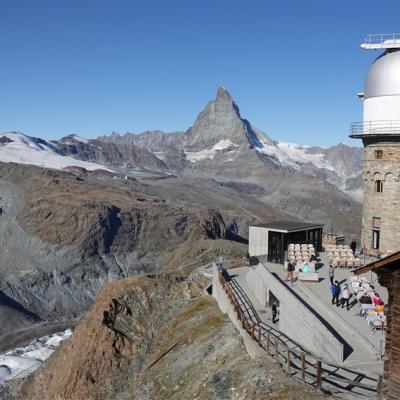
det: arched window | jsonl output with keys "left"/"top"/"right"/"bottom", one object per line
{"left": 374, "top": 180, "right": 383, "bottom": 193}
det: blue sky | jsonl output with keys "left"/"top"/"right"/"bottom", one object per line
{"left": 0, "top": 0, "right": 399, "bottom": 146}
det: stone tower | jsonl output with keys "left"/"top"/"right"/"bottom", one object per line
{"left": 350, "top": 34, "right": 400, "bottom": 255}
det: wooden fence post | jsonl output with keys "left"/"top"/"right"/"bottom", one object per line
{"left": 377, "top": 375, "right": 383, "bottom": 400}
{"left": 287, "top": 349, "right": 291, "bottom": 375}
{"left": 301, "top": 353, "right": 306, "bottom": 382}
{"left": 258, "top": 326, "right": 261, "bottom": 344}
{"left": 275, "top": 340, "right": 279, "bottom": 365}
{"left": 316, "top": 361, "right": 322, "bottom": 389}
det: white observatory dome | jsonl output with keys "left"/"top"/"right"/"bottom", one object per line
{"left": 364, "top": 49, "right": 400, "bottom": 99}
{"left": 363, "top": 49, "right": 400, "bottom": 125}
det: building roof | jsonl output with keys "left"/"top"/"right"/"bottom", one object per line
{"left": 250, "top": 220, "right": 324, "bottom": 233}
{"left": 352, "top": 250, "right": 400, "bottom": 275}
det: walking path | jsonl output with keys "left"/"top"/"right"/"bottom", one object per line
{"left": 259, "top": 255, "right": 386, "bottom": 369}
{"left": 219, "top": 268, "right": 380, "bottom": 398}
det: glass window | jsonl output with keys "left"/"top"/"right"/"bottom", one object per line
{"left": 374, "top": 180, "right": 383, "bottom": 193}
{"left": 374, "top": 150, "right": 383, "bottom": 159}
{"left": 372, "top": 229, "right": 380, "bottom": 249}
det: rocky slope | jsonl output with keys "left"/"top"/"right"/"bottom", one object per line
{"left": 16, "top": 274, "right": 328, "bottom": 400}
{"left": 99, "top": 87, "right": 362, "bottom": 238}
{"left": 0, "top": 161, "right": 285, "bottom": 336}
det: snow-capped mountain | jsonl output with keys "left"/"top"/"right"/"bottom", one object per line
{"left": 0, "top": 132, "right": 110, "bottom": 171}
{"left": 99, "top": 87, "right": 363, "bottom": 199}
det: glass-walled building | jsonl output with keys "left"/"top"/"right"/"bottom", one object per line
{"left": 248, "top": 221, "right": 324, "bottom": 264}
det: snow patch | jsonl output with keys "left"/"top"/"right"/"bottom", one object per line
{"left": 254, "top": 139, "right": 340, "bottom": 174}
{"left": 186, "top": 139, "right": 238, "bottom": 162}
{"left": 277, "top": 142, "right": 331, "bottom": 170}
{"left": 254, "top": 139, "right": 300, "bottom": 169}
{"left": 70, "top": 134, "right": 89, "bottom": 144}
{"left": 0, "top": 132, "right": 110, "bottom": 171}
{"left": 0, "top": 328, "right": 73, "bottom": 384}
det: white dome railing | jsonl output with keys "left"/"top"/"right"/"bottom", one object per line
{"left": 351, "top": 121, "right": 400, "bottom": 135}
{"left": 361, "top": 33, "right": 400, "bottom": 50}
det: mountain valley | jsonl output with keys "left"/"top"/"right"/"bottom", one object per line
{"left": 0, "top": 87, "right": 364, "bottom": 399}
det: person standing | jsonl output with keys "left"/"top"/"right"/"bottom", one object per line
{"left": 328, "top": 265, "right": 335, "bottom": 285}
{"left": 359, "top": 292, "right": 373, "bottom": 304}
{"left": 373, "top": 293, "right": 383, "bottom": 306}
{"left": 341, "top": 284, "right": 351, "bottom": 310}
{"left": 272, "top": 302, "right": 279, "bottom": 323}
{"left": 331, "top": 280, "right": 340, "bottom": 306}
{"left": 350, "top": 239, "right": 357, "bottom": 255}
{"left": 285, "top": 262, "right": 294, "bottom": 283}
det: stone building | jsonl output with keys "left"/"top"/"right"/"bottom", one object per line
{"left": 350, "top": 34, "right": 400, "bottom": 255}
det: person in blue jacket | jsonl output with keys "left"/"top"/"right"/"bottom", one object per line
{"left": 330, "top": 280, "right": 340, "bottom": 306}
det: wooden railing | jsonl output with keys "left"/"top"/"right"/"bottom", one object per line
{"left": 218, "top": 272, "right": 382, "bottom": 397}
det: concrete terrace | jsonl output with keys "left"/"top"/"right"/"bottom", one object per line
{"left": 227, "top": 255, "right": 386, "bottom": 373}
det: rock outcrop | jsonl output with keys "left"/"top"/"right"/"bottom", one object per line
{"left": 0, "top": 162, "right": 282, "bottom": 333}
{"left": 17, "top": 275, "right": 328, "bottom": 400}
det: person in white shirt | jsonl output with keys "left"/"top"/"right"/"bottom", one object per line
{"left": 341, "top": 284, "right": 351, "bottom": 310}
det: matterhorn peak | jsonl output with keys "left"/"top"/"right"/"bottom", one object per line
{"left": 216, "top": 86, "right": 233, "bottom": 101}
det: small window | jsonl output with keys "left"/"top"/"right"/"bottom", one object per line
{"left": 372, "top": 217, "right": 381, "bottom": 229}
{"left": 374, "top": 180, "right": 383, "bottom": 193}
{"left": 374, "top": 150, "right": 383, "bottom": 159}
{"left": 372, "top": 229, "right": 380, "bottom": 249}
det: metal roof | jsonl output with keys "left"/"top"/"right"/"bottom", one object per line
{"left": 250, "top": 220, "right": 324, "bottom": 233}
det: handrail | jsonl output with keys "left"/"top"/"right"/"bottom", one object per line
{"left": 218, "top": 271, "right": 381, "bottom": 396}
{"left": 363, "top": 33, "right": 400, "bottom": 45}
{"left": 351, "top": 120, "right": 400, "bottom": 135}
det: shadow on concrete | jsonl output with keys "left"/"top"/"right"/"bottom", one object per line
{"left": 270, "top": 271, "right": 354, "bottom": 361}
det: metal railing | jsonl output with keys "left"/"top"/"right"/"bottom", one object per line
{"left": 350, "top": 121, "right": 400, "bottom": 135}
{"left": 218, "top": 271, "right": 382, "bottom": 397}
{"left": 362, "top": 33, "right": 400, "bottom": 46}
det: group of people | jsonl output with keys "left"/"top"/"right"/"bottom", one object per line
{"left": 329, "top": 262, "right": 361, "bottom": 311}
{"left": 330, "top": 280, "right": 352, "bottom": 310}
{"left": 330, "top": 279, "right": 385, "bottom": 312}
{"left": 359, "top": 291, "right": 384, "bottom": 312}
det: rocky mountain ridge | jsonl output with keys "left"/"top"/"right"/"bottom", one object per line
{"left": 98, "top": 87, "right": 363, "bottom": 199}
{"left": 55, "top": 134, "right": 168, "bottom": 172}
